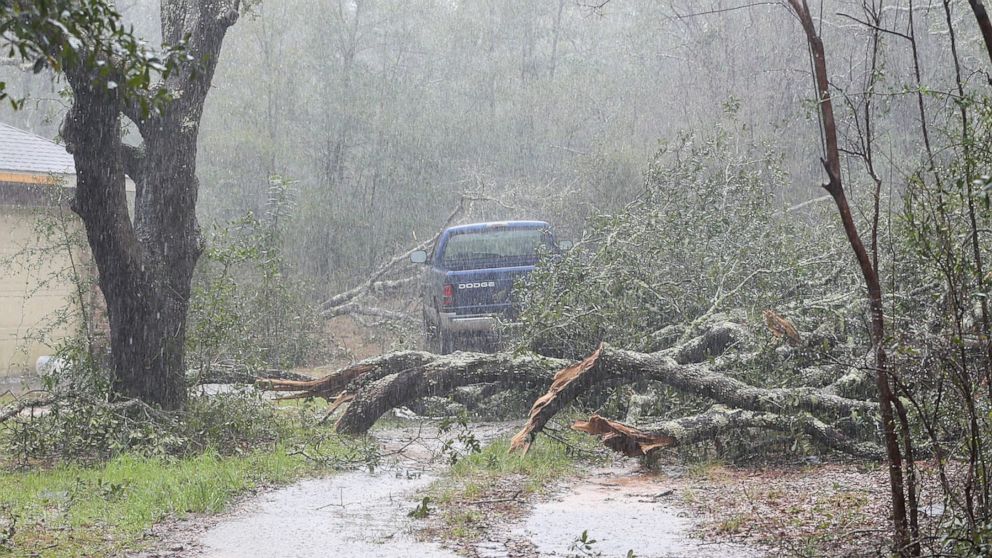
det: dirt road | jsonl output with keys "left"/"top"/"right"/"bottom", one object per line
{"left": 134, "top": 421, "right": 763, "bottom": 558}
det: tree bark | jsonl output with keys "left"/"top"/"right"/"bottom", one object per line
{"left": 258, "top": 324, "right": 875, "bottom": 442}
{"left": 968, "top": 0, "right": 992, "bottom": 68}
{"left": 573, "top": 407, "right": 885, "bottom": 460}
{"left": 332, "top": 351, "right": 564, "bottom": 435}
{"left": 61, "top": 0, "right": 241, "bottom": 410}
{"left": 188, "top": 364, "right": 312, "bottom": 386}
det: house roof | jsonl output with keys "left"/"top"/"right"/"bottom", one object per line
{"left": 0, "top": 122, "right": 75, "bottom": 176}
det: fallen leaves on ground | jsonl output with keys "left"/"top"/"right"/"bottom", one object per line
{"left": 667, "top": 460, "right": 946, "bottom": 557}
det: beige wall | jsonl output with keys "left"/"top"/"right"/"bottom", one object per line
{"left": 0, "top": 204, "right": 86, "bottom": 378}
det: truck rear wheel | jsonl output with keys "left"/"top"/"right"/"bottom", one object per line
{"left": 424, "top": 314, "right": 440, "bottom": 353}
{"left": 424, "top": 310, "right": 455, "bottom": 354}
{"left": 439, "top": 329, "right": 455, "bottom": 354}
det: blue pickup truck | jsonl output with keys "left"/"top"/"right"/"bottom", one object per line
{"left": 410, "top": 221, "right": 569, "bottom": 353}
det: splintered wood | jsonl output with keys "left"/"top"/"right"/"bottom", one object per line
{"left": 572, "top": 415, "right": 675, "bottom": 457}
{"left": 509, "top": 344, "right": 603, "bottom": 454}
{"left": 762, "top": 309, "right": 801, "bottom": 346}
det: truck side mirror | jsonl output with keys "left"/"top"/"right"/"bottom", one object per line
{"left": 558, "top": 240, "right": 573, "bottom": 251}
{"left": 410, "top": 250, "right": 428, "bottom": 264}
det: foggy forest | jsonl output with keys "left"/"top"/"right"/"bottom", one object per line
{"left": 2, "top": 1, "right": 992, "bottom": 556}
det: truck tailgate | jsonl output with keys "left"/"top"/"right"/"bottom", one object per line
{"left": 447, "top": 267, "right": 533, "bottom": 315}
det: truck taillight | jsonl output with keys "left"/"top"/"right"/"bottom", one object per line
{"left": 442, "top": 284, "right": 454, "bottom": 307}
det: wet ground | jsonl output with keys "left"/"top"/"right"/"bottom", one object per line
{"left": 138, "top": 421, "right": 765, "bottom": 558}
{"left": 506, "top": 468, "right": 761, "bottom": 558}
{"left": 190, "top": 421, "right": 504, "bottom": 558}
{"left": 196, "top": 471, "right": 457, "bottom": 558}
{"left": 442, "top": 462, "right": 764, "bottom": 558}
{"left": 131, "top": 421, "right": 505, "bottom": 558}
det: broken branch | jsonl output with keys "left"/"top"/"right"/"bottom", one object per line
{"left": 574, "top": 406, "right": 884, "bottom": 460}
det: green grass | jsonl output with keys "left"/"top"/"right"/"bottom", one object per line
{"left": 449, "top": 437, "right": 576, "bottom": 487}
{"left": 444, "top": 508, "right": 485, "bottom": 539}
{"left": 433, "top": 435, "right": 582, "bottom": 503}
{"left": 687, "top": 458, "right": 727, "bottom": 480}
{"left": 0, "top": 439, "right": 351, "bottom": 557}
{"left": 716, "top": 514, "right": 745, "bottom": 535}
{"left": 0, "top": 392, "right": 367, "bottom": 557}
{"left": 450, "top": 418, "right": 607, "bottom": 481}
{"left": 423, "top": 436, "right": 579, "bottom": 541}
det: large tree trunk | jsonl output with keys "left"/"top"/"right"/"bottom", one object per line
{"left": 111, "top": 123, "right": 202, "bottom": 409}
{"left": 108, "top": 277, "right": 190, "bottom": 408}
{"left": 60, "top": 0, "right": 240, "bottom": 410}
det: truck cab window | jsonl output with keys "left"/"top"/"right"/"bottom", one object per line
{"left": 442, "top": 229, "right": 551, "bottom": 270}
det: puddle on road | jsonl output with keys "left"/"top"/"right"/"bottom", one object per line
{"left": 196, "top": 469, "right": 459, "bottom": 558}
{"left": 186, "top": 423, "right": 761, "bottom": 558}
{"left": 193, "top": 422, "right": 514, "bottom": 558}
{"left": 501, "top": 467, "right": 762, "bottom": 558}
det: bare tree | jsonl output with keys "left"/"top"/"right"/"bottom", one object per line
{"left": 784, "top": 0, "right": 913, "bottom": 554}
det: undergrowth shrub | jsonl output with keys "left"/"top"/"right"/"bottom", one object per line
{"left": 187, "top": 177, "right": 327, "bottom": 376}
{"left": 1, "top": 390, "right": 292, "bottom": 465}
{"left": 887, "top": 97, "right": 992, "bottom": 554}
{"left": 516, "top": 123, "right": 842, "bottom": 360}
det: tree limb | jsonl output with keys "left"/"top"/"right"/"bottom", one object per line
{"left": 320, "top": 277, "right": 417, "bottom": 313}
{"left": 121, "top": 143, "right": 146, "bottom": 184}
{"left": 321, "top": 302, "right": 417, "bottom": 324}
{"left": 255, "top": 323, "right": 874, "bottom": 438}
{"left": 508, "top": 341, "right": 875, "bottom": 452}
{"left": 333, "top": 350, "right": 565, "bottom": 435}
{"left": 318, "top": 192, "right": 508, "bottom": 313}
{"left": 968, "top": 0, "right": 992, "bottom": 70}
{"left": 187, "top": 365, "right": 311, "bottom": 386}
{"left": 573, "top": 406, "right": 885, "bottom": 460}
{"left": 0, "top": 393, "right": 57, "bottom": 423}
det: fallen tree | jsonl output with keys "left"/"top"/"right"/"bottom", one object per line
{"left": 572, "top": 407, "right": 884, "bottom": 461}
{"left": 507, "top": 341, "right": 875, "bottom": 453}
{"left": 319, "top": 277, "right": 418, "bottom": 316}
{"left": 261, "top": 350, "right": 567, "bottom": 433}
{"left": 186, "top": 362, "right": 312, "bottom": 386}
{"left": 259, "top": 320, "right": 881, "bottom": 458}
